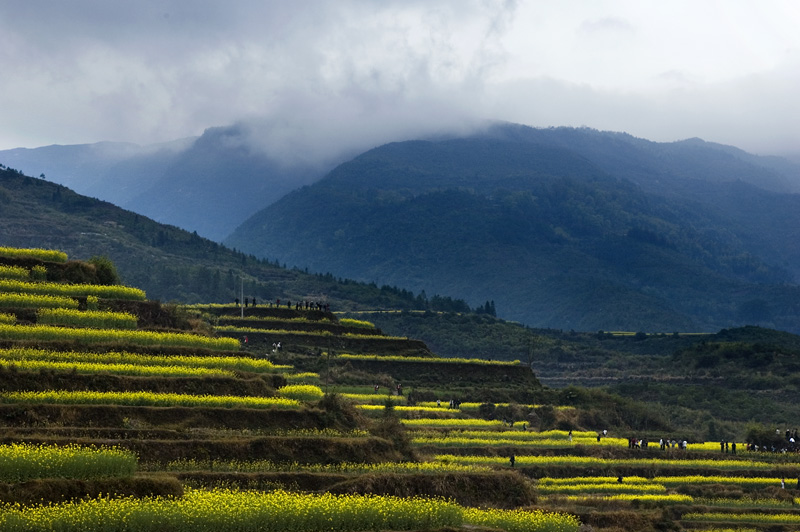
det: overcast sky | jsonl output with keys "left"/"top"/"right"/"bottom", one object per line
{"left": 1, "top": 1, "right": 799, "bottom": 160}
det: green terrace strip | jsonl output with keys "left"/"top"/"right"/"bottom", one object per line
{"left": 0, "top": 357, "right": 235, "bottom": 378}
{"left": 0, "top": 488, "right": 579, "bottom": 532}
{"left": 697, "top": 497, "right": 799, "bottom": 509}
{"left": 413, "top": 436, "right": 623, "bottom": 448}
{"left": 435, "top": 454, "right": 780, "bottom": 470}
{"left": 0, "top": 347, "right": 290, "bottom": 373}
{"left": 0, "top": 323, "right": 241, "bottom": 350}
{"left": 0, "top": 443, "right": 137, "bottom": 482}
{"left": 132, "top": 428, "right": 373, "bottom": 444}
{"left": 283, "top": 371, "right": 320, "bottom": 383}
{"left": 539, "top": 477, "right": 800, "bottom": 497}
{"left": 358, "top": 405, "right": 456, "bottom": 416}
{"left": 538, "top": 482, "right": 667, "bottom": 495}
{"left": 539, "top": 476, "right": 653, "bottom": 485}
{"left": 0, "top": 279, "right": 146, "bottom": 301}
{"left": 163, "top": 459, "right": 491, "bottom": 474}
{"left": 687, "top": 441, "right": 746, "bottom": 452}
{"left": 453, "top": 402, "right": 575, "bottom": 411}
{"left": 689, "top": 529, "right": 757, "bottom": 532}
{"left": 0, "top": 246, "right": 67, "bottom": 263}
{"left": 655, "top": 475, "right": 796, "bottom": 488}
{"left": 216, "top": 325, "right": 407, "bottom": 340}
{"left": 37, "top": 308, "right": 138, "bottom": 329}
{"left": 276, "top": 384, "right": 324, "bottom": 401}
{"left": 462, "top": 507, "right": 580, "bottom": 532}
{"left": 403, "top": 419, "right": 508, "bottom": 429}
{"left": 215, "top": 315, "right": 335, "bottom": 324}
{"left": 0, "top": 390, "right": 301, "bottom": 409}
{"left": 683, "top": 512, "right": 800, "bottom": 525}
{"left": 0, "top": 292, "right": 79, "bottom": 309}
{"left": 337, "top": 318, "right": 376, "bottom": 329}
{"left": 187, "top": 303, "right": 303, "bottom": 311}
{"left": 410, "top": 430, "right": 629, "bottom": 448}
{"left": 341, "top": 393, "right": 407, "bottom": 404}
{"left": 259, "top": 428, "right": 370, "bottom": 438}
{"left": 412, "top": 429, "right": 614, "bottom": 441}
{"left": 0, "top": 265, "right": 30, "bottom": 280}
{"left": 556, "top": 494, "right": 693, "bottom": 504}
{"left": 337, "top": 353, "right": 521, "bottom": 365}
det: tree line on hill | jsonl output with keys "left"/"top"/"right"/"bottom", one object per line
{"left": 0, "top": 164, "right": 499, "bottom": 317}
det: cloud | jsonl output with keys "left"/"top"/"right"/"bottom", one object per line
{"left": 486, "top": 52, "right": 800, "bottom": 156}
{"left": 0, "top": 1, "right": 515, "bottom": 157}
{"left": 0, "top": 1, "right": 799, "bottom": 161}
{"left": 578, "top": 16, "right": 635, "bottom": 35}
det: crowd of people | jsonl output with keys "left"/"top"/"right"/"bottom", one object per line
{"left": 626, "top": 437, "right": 689, "bottom": 450}
{"left": 743, "top": 428, "right": 800, "bottom": 454}
{"left": 233, "top": 298, "right": 331, "bottom": 312}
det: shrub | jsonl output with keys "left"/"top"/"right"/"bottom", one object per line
{"left": 88, "top": 255, "right": 120, "bottom": 285}
{"left": 30, "top": 265, "right": 47, "bottom": 281}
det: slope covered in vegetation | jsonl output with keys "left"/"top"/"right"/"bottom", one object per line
{"left": 3, "top": 245, "right": 800, "bottom": 532}
{"left": 0, "top": 164, "right": 473, "bottom": 315}
{"left": 227, "top": 125, "right": 800, "bottom": 333}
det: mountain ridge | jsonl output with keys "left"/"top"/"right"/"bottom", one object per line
{"left": 0, "top": 126, "right": 331, "bottom": 242}
{"left": 226, "top": 124, "right": 800, "bottom": 333}
{"left": 0, "top": 164, "right": 473, "bottom": 315}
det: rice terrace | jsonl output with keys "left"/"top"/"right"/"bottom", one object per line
{"left": 3, "top": 245, "right": 800, "bottom": 531}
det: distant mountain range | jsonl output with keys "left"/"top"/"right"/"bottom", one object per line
{"left": 225, "top": 123, "right": 800, "bottom": 333}
{"left": 4, "top": 121, "right": 800, "bottom": 333}
{"left": 0, "top": 125, "right": 328, "bottom": 242}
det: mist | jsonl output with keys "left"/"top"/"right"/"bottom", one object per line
{"left": 1, "top": 1, "right": 799, "bottom": 161}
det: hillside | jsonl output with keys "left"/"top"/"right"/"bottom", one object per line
{"left": 226, "top": 125, "right": 800, "bottom": 333}
{"left": 0, "top": 125, "right": 329, "bottom": 241}
{"left": 0, "top": 164, "right": 470, "bottom": 314}
{"left": 349, "top": 310, "right": 800, "bottom": 433}
{"left": 4, "top": 246, "right": 800, "bottom": 532}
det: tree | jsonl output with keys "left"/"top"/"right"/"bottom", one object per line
{"left": 477, "top": 300, "right": 496, "bottom": 317}
{"left": 88, "top": 256, "right": 120, "bottom": 285}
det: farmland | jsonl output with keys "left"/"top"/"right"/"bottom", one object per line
{"left": 2, "top": 246, "right": 800, "bottom": 531}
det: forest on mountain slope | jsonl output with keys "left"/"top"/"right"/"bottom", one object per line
{"left": 227, "top": 126, "right": 800, "bottom": 333}
{"left": 0, "top": 165, "right": 470, "bottom": 315}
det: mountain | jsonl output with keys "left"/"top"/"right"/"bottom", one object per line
{"left": 226, "top": 124, "right": 800, "bottom": 333}
{"left": 121, "top": 125, "right": 330, "bottom": 241}
{"left": 0, "top": 125, "right": 329, "bottom": 242}
{"left": 0, "top": 163, "right": 469, "bottom": 313}
{"left": 0, "top": 139, "right": 192, "bottom": 206}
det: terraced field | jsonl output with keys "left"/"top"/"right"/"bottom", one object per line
{"left": 2, "top": 245, "right": 800, "bottom": 531}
